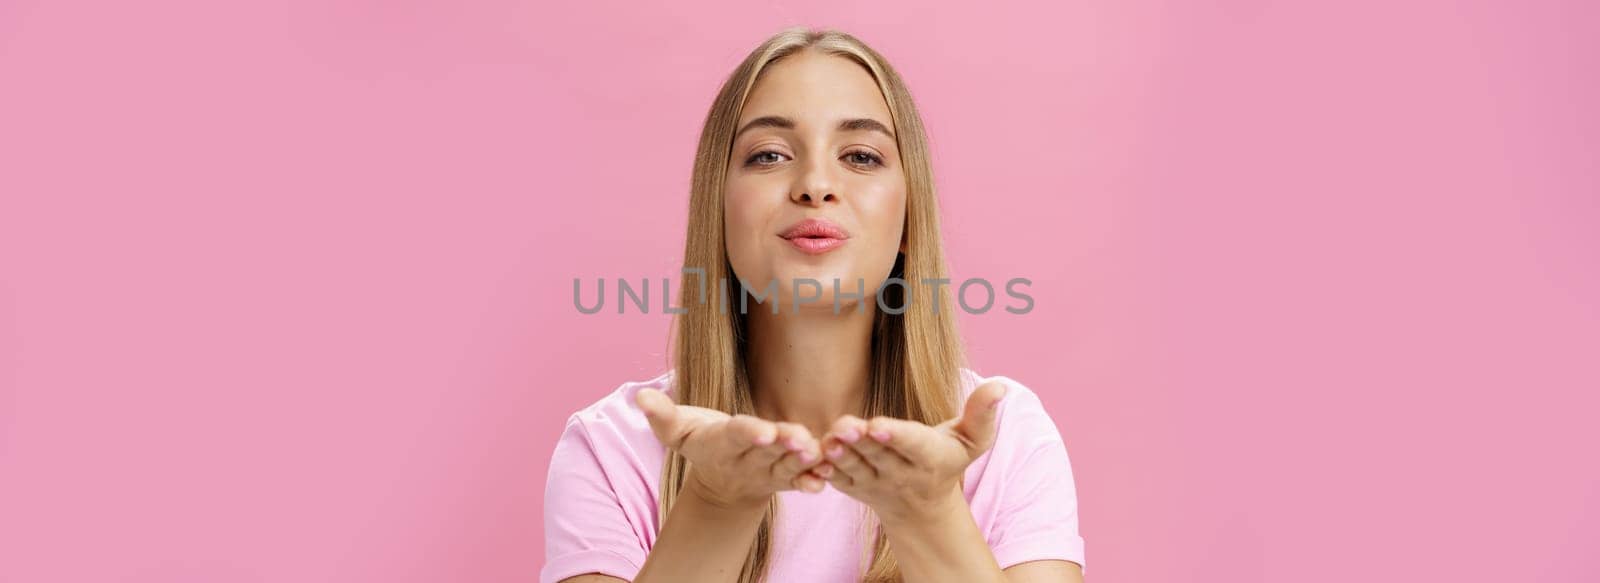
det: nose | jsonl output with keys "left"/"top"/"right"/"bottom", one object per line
{"left": 789, "top": 158, "right": 839, "bottom": 207}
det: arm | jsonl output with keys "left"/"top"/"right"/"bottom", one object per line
{"left": 812, "top": 379, "right": 1086, "bottom": 582}
{"left": 876, "top": 484, "right": 1006, "bottom": 582}
{"left": 629, "top": 483, "right": 768, "bottom": 581}
{"left": 546, "top": 390, "right": 826, "bottom": 583}
{"left": 561, "top": 490, "right": 1082, "bottom": 583}
{"left": 1003, "top": 560, "right": 1083, "bottom": 582}
{"left": 629, "top": 389, "right": 826, "bottom": 582}
{"left": 876, "top": 488, "right": 1083, "bottom": 583}
{"left": 558, "top": 486, "right": 767, "bottom": 583}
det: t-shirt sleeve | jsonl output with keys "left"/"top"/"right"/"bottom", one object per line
{"left": 986, "top": 378, "right": 1087, "bottom": 572}
{"left": 540, "top": 415, "right": 648, "bottom": 583}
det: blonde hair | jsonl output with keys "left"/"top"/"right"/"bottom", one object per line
{"left": 661, "top": 27, "right": 967, "bottom": 582}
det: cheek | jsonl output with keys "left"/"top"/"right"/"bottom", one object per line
{"left": 857, "top": 184, "right": 908, "bottom": 250}
{"left": 722, "top": 181, "right": 778, "bottom": 269}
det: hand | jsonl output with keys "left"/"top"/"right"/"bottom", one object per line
{"left": 635, "top": 388, "right": 828, "bottom": 510}
{"left": 808, "top": 381, "right": 1009, "bottom": 523}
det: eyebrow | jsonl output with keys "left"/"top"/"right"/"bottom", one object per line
{"left": 733, "top": 115, "right": 896, "bottom": 141}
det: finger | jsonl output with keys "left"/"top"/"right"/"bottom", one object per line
{"left": 825, "top": 415, "right": 870, "bottom": 448}
{"left": 739, "top": 421, "right": 803, "bottom": 465}
{"left": 953, "top": 380, "right": 1009, "bottom": 458}
{"left": 725, "top": 414, "right": 779, "bottom": 451}
{"left": 862, "top": 415, "right": 944, "bottom": 465}
{"left": 813, "top": 461, "right": 851, "bottom": 489}
{"left": 772, "top": 439, "right": 822, "bottom": 479}
{"left": 824, "top": 415, "right": 899, "bottom": 474}
{"left": 791, "top": 467, "right": 827, "bottom": 493}
{"left": 850, "top": 416, "right": 915, "bottom": 473}
{"left": 636, "top": 388, "right": 689, "bottom": 448}
{"left": 808, "top": 462, "right": 835, "bottom": 480}
{"left": 775, "top": 422, "right": 820, "bottom": 456}
{"left": 761, "top": 422, "right": 818, "bottom": 472}
{"left": 740, "top": 436, "right": 788, "bottom": 467}
{"left": 833, "top": 416, "right": 909, "bottom": 467}
{"left": 821, "top": 432, "right": 876, "bottom": 481}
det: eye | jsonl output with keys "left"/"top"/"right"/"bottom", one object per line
{"left": 843, "top": 150, "right": 884, "bottom": 168}
{"left": 745, "top": 150, "right": 789, "bottom": 166}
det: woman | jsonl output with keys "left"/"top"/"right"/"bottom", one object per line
{"left": 543, "top": 27, "right": 1085, "bottom": 583}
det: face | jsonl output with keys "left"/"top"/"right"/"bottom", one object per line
{"left": 723, "top": 50, "right": 908, "bottom": 313}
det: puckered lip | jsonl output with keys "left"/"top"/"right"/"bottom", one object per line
{"left": 778, "top": 217, "right": 850, "bottom": 240}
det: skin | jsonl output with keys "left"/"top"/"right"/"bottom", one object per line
{"left": 564, "top": 50, "right": 1082, "bottom": 582}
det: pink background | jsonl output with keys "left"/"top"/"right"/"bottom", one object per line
{"left": 2, "top": 1, "right": 1597, "bottom": 581}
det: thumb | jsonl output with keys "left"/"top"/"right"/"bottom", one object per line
{"left": 954, "top": 380, "right": 1008, "bottom": 458}
{"left": 635, "top": 388, "right": 686, "bottom": 448}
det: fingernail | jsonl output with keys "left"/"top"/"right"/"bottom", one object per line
{"left": 870, "top": 429, "right": 891, "bottom": 442}
{"left": 755, "top": 432, "right": 775, "bottom": 445}
{"left": 826, "top": 444, "right": 844, "bottom": 459}
{"left": 840, "top": 429, "right": 860, "bottom": 443}
{"left": 798, "top": 450, "right": 817, "bottom": 464}
{"left": 816, "top": 465, "right": 833, "bottom": 478}
{"left": 786, "top": 437, "right": 802, "bottom": 451}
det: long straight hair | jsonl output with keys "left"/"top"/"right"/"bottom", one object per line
{"left": 662, "top": 27, "right": 967, "bottom": 583}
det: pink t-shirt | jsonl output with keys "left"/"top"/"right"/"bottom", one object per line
{"left": 540, "top": 368, "right": 1085, "bottom": 582}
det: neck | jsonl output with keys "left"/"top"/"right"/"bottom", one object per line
{"left": 745, "top": 303, "right": 876, "bottom": 439}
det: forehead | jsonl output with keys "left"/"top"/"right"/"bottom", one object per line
{"left": 738, "top": 51, "right": 893, "bottom": 127}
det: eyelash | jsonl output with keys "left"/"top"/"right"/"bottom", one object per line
{"left": 745, "top": 149, "right": 884, "bottom": 168}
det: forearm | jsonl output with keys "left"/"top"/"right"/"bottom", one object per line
{"left": 878, "top": 487, "right": 1006, "bottom": 583}
{"left": 633, "top": 487, "right": 766, "bottom": 583}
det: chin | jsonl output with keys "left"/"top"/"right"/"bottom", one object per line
{"left": 771, "top": 265, "right": 860, "bottom": 289}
